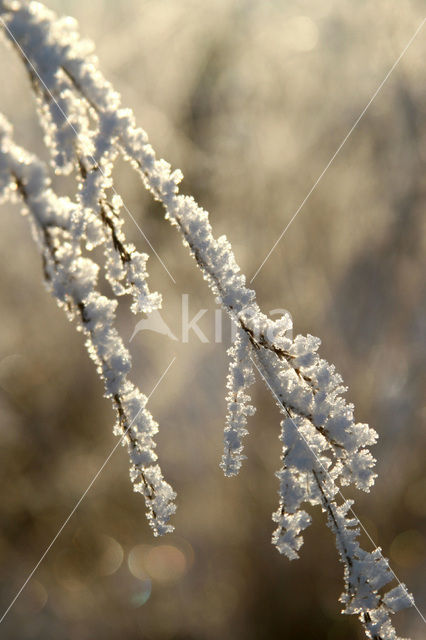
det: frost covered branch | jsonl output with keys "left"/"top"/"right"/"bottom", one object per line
{"left": 0, "top": 2, "right": 416, "bottom": 637}
{"left": 0, "top": 102, "right": 176, "bottom": 537}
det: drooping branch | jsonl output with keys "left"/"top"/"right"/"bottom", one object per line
{"left": 0, "top": 114, "right": 176, "bottom": 536}
{"left": 0, "top": 2, "right": 416, "bottom": 637}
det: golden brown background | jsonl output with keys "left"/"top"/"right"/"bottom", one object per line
{"left": 0, "top": 1, "right": 425, "bottom": 638}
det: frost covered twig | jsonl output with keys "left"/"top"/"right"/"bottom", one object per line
{"left": 0, "top": 113, "right": 175, "bottom": 537}
{"left": 0, "top": 2, "right": 417, "bottom": 637}
{"left": 221, "top": 328, "right": 256, "bottom": 476}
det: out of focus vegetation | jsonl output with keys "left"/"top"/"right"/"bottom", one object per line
{"left": 0, "top": 1, "right": 425, "bottom": 638}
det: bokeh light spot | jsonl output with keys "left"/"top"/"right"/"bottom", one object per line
{"left": 282, "top": 16, "right": 319, "bottom": 52}
{"left": 130, "top": 579, "right": 152, "bottom": 608}
{"left": 128, "top": 544, "right": 151, "bottom": 580}
{"left": 145, "top": 545, "right": 188, "bottom": 584}
{"left": 97, "top": 534, "right": 124, "bottom": 576}
{"left": 15, "top": 579, "right": 47, "bottom": 615}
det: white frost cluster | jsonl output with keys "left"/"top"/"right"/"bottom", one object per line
{"left": 0, "top": 113, "right": 175, "bottom": 536}
{"left": 0, "top": 2, "right": 415, "bottom": 637}
{"left": 220, "top": 329, "right": 255, "bottom": 476}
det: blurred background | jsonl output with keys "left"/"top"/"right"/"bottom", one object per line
{"left": 0, "top": 1, "right": 425, "bottom": 638}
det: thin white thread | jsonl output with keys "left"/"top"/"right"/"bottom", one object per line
{"left": 0, "top": 357, "right": 176, "bottom": 625}
{"left": 250, "top": 17, "right": 426, "bottom": 282}
{"left": 250, "top": 354, "right": 426, "bottom": 624}
{"left": 0, "top": 15, "right": 176, "bottom": 284}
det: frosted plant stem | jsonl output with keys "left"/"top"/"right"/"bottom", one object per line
{"left": 0, "top": 114, "right": 176, "bottom": 537}
{"left": 0, "top": 3, "right": 422, "bottom": 637}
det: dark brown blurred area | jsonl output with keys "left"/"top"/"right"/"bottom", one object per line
{"left": 0, "top": 1, "right": 425, "bottom": 638}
